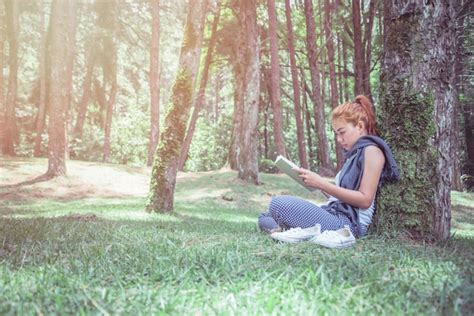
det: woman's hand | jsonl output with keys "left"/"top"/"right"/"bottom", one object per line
{"left": 293, "top": 167, "right": 326, "bottom": 190}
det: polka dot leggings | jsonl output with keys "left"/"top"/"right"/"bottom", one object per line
{"left": 258, "top": 195, "right": 356, "bottom": 235}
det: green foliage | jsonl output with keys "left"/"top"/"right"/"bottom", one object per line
{"left": 258, "top": 158, "right": 278, "bottom": 174}
{"left": 185, "top": 115, "right": 231, "bottom": 172}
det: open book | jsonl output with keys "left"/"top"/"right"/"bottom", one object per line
{"left": 274, "top": 155, "right": 317, "bottom": 191}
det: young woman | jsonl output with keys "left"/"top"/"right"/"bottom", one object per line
{"left": 257, "top": 95, "right": 400, "bottom": 239}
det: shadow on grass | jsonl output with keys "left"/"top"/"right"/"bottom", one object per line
{"left": 0, "top": 173, "right": 53, "bottom": 190}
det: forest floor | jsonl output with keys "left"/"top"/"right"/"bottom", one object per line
{"left": 0, "top": 156, "right": 473, "bottom": 315}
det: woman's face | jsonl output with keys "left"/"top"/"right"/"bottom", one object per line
{"left": 332, "top": 118, "right": 367, "bottom": 150}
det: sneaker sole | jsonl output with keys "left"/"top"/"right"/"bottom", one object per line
{"left": 311, "top": 239, "right": 355, "bottom": 249}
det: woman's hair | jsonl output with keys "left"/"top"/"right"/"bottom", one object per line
{"left": 331, "top": 95, "right": 378, "bottom": 136}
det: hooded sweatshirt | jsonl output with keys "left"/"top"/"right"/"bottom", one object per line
{"left": 321, "top": 136, "right": 400, "bottom": 237}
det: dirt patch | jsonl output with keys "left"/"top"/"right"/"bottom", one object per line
{"left": 0, "top": 157, "right": 217, "bottom": 202}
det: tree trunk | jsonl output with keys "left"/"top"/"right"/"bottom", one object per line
{"left": 451, "top": 10, "right": 465, "bottom": 191}
{"left": 102, "top": 78, "right": 117, "bottom": 163}
{"left": 73, "top": 45, "right": 96, "bottom": 141}
{"left": 267, "top": 0, "right": 287, "bottom": 158}
{"left": 231, "top": 0, "right": 260, "bottom": 183}
{"left": 34, "top": 2, "right": 49, "bottom": 157}
{"left": 63, "top": 0, "right": 77, "bottom": 160}
{"left": 0, "top": 4, "right": 3, "bottom": 154}
{"left": 147, "top": 0, "right": 161, "bottom": 167}
{"left": 146, "top": 0, "right": 207, "bottom": 213}
{"left": 178, "top": 6, "right": 221, "bottom": 171}
{"left": 303, "top": 0, "right": 333, "bottom": 173}
{"left": 377, "top": 0, "right": 457, "bottom": 241}
{"left": 323, "top": 0, "right": 344, "bottom": 169}
{"left": 46, "top": 0, "right": 74, "bottom": 177}
{"left": 3, "top": 0, "right": 19, "bottom": 156}
{"left": 352, "top": 0, "right": 364, "bottom": 96}
{"left": 362, "top": 0, "right": 376, "bottom": 99}
{"left": 284, "top": 0, "right": 308, "bottom": 168}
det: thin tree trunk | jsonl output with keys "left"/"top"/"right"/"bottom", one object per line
{"left": 324, "top": 0, "right": 343, "bottom": 169}
{"left": 303, "top": 0, "right": 333, "bottom": 172}
{"left": 178, "top": 6, "right": 221, "bottom": 171}
{"left": 146, "top": 0, "right": 207, "bottom": 212}
{"left": 352, "top": 0, "right": 364, "bottom": 96}
{"left": 147, "top": 0, "right": 161, "bottom": 167}
{"left": 73, "top": 46, "right": 96, "bottom": 140}
{"left": 63, "top": 1, "right": 77, "bottom": 160}
{"left": 102, "top": 78, "right": 117, "bottom": 163}
{"left": 3, "top": 0, "right": 19, "bottom": 155}
{"left": 267, "top": 0, "right": 287, "bottom": 158}
{"left": 342, "top": 35, "right": 349, "bottom": 102}
{"left": 46, "top": 0, "right": 73, "bottom": 177}
{"left": 284, "top": 0, "right": 308, "bottom": 168}
{"left": 337, "top": 35, "right": 344, "bottom": 105}
{"left": 34, "top": 2, "right": 48, "bottom": 157}
{"left": 362, "top": 0, "right": 376, "bottom": 99}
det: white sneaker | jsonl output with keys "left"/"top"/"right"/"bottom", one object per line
{"left": 270, "top": 224, "right": 321, "bottom": 243}
{"left": 309, "top": 225, "right": 356, "bottom": 249}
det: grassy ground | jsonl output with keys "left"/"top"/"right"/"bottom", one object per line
{"left": 0, "top": 157, "right": 473, "bottom": 315}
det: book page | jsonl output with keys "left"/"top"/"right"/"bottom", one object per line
{"left": 274, "top": 155, "right": 316, "bottom": 191}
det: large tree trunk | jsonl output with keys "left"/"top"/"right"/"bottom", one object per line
{"left": 147, "top": 0, "right": 161, "bottom": 167}
{"left": 284, "top": 0, "right": 308, "bottom": 168}
{"left": 146, "top": 0, "right": 207, "bottom": 213}
{"left": 46, "top": 0, "right": 74, "bottom": 177}
{"left": 3, "top": 0, "right": 19, "bottom": 156}
{"left": 303, "top": 0, "right": 333, "bottom": 173}
{"left": 267, "top": 0, "right": 287, "bottom": 158}
{"left": 178, "top": 6, "right": 221, "bottom": 171}
{"left": 34, "top": 2, "right": 49, "bottom": 157}
{"left": 377, "top": 0, "right": 458, "bottom": 241}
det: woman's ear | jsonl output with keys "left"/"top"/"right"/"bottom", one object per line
{"left": 357, "top": 121, "right": 365, "bottom": 131}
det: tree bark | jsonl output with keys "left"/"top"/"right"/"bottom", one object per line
{"left": 178, "top": 6, "right": 221, "bottom": 171}
{"left": 362, "top": 0, "right": 376, "bottom": 100}
{"left": 377, "top": 0, "right": 457, "bottom": 241}
{"left": 147, "top": 0, "right": 161, "bottom": 167}
{"left": 3, "top": 0, "right": 19, "bottom": 156}
{"left": 303, "top": 0, "right": 333, "bottom": 172}
{"left": 146, "top": 0, "right": 207, "bottom": 213}
{"left": 323, "top": 0, "right": 344, "bottom": 169}
{"left": 46, "top": 0, "right": 74, "bottom": 177}
{"left": 352, "top": 0, "right": 364, "bottom": 96}
{"left": 267, "top": 0, "right": 287, "bottom": 158}
{"left": 34, "top": 2, "right": 49, "bottom": 157}
{"left": 102, "top": 77, "right": 117, "bottom": 163}
{"left": 0, "top": 3, "right": 3, "bottom": 154}
{"left": 73, "top": 44, "right": 96, "bottom": 141}
{"left": 284, "top": 0, "right": 308, "bottom": 168}
{"left": 63, "top": 1, "right": 78, "bottom": 160}
{"left": 233, "top": 0, "right": 260, "bottom": 183}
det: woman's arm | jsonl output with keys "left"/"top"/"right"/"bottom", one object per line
{"left": 295, "top": 146, "right": 385, "bottom": 209}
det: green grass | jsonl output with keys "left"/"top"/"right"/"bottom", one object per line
{"left": 0, "top": 160, "right": 473, "bottom": 315}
